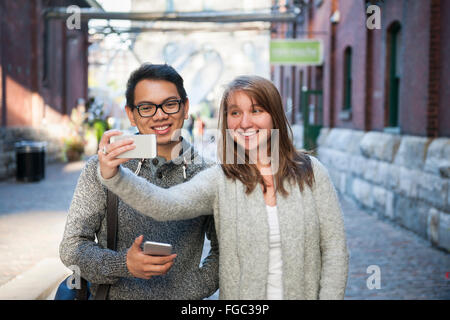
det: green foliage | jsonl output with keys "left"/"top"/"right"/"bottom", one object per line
{"left": 92, "top": 119, "right": 108, "bottom": 143}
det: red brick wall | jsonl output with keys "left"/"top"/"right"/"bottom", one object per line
{"left": 364, "top": 0, "right": 403, "bottom": 131}
{"left": 397, "top": 0, "right": 430, "bottom": 136}
{"left": 366, "top": 15, "right": 383, "bottom": 131}
{"left": 333, "top": 0, "right": 367, "bottom": 130}
{"left": 0, "top": 3, "right": 3, "bottom": 126}
{"left": 427, "top": 0, "right": 441, "bottom": 138}
{"left": 0, "top": 0, "right": 89, "bottom": 128}
{"left": 307, "top": 0, "right": 333, "bottom": 127}
{"left": 439, "top": 0, "right": 450, "bottom": 137}
{"left": 1, "top": 0, "right": 34, "bottom": 127}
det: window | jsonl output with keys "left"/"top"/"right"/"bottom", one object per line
{"left": 343, "top": 47, "right": 352, "bottom": 110}
{"left": 385, "top": 22, "right": 401, "bottom": 129}
{"left": 42, "top": 19, "right": 50, "bottom": 85}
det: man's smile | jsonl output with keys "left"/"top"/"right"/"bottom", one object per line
{"left": 152, "top": 124, "right": 172, "bottom": 135}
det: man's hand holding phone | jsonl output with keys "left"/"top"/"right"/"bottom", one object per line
{"left": 126, "top": 235, "right": 177, "bottom": 280}
{"left": 98, "top": 130, "right": 136, "bottom": 179}
{"left": 98, "top": 130, "right": 157, "bottom": 180}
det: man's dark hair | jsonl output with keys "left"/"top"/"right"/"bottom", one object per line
{"left": 125, "top": 63, "right": 188, "bottom": 108}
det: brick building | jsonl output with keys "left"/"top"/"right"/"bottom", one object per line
{"left": 0, "top": 0, "right": 97, "bottom": 179}
{"left": 271, "top": 0, "right": 450, "bottom": 251}
{"left": 272, "top": 0, "right": 450, "bottom": 136}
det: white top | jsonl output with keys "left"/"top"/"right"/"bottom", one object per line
{"left": 266, "top": 205, "right": 284, "bottom": 300}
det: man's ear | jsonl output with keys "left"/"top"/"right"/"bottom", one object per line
{"left": 183, "top": 98, "right": 190, "bottom": 120}
{"left": 125, "top": 105, "right": 137, "bottom": 127}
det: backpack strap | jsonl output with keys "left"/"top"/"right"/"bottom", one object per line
{"left": 74, "top": 277, "right": 89, "bottom": 300}
{"left": 106, "top": 190, "right": 119, "bottom": 251}
{"left": 93, "top": 190, "right": 119, "bottom": 300}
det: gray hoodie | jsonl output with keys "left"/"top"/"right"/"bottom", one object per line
{"left": 59, "top": 139, "right": 219, "bottom": 299}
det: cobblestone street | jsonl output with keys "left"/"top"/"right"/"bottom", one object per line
{"left": 0, "top": 159, "right": 449, "bottom": 299}
{"left": 342, "top": 194, "right": 449, "bottom": 299}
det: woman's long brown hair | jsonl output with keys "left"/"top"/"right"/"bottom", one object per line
{"left": 217, "top": 75, "right": 315, "bottom": 196}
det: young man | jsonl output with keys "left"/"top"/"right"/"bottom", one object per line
{"left": 59, "top": 64, "right": 219, "bottom": 299}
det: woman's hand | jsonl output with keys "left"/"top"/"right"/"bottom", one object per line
{"left": 126, "top": 235, "right": 177, "bottom": 280}
{"left": 98, "top": 130, "right": 136, "bottom": 179}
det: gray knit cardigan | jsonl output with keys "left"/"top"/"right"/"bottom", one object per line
{"left": 98, "top": 155, "right": 349, "bottom": 300}
{"left": 60, "top": 139, "right": 219, "bottom": 300}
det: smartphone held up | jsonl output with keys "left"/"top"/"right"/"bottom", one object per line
{"left": 110, "top": 133, "right": 157, "bottom": 159}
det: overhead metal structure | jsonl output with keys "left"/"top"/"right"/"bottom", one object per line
{"left": 43, "top": 7, "right": 300, "bottom": 24}
{"left": 89, "top": 25, "right": 270, "bottom": 35}
{"left": 46, "top": 4, "right": 306, "bottom": 88}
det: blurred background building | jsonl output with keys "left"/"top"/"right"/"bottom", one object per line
{"left": 0, "top": 0, "right": 448, "bottom": 251}
{"left": 0, "top": 0, "right": 275, "bottom": 177}
{"left": 271, "top": 0, "right": 450, "bottom": 251}
{"left": 0, "top": 0, "right": 98, "bottom": 178}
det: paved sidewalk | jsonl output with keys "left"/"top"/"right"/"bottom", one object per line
{"left": 0, "top": 161, "right": 84, "bottom": 286}
{"left": 0, "top": 159, "right": 448, "bottom": 299}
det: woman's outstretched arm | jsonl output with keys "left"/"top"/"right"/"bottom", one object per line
{"left": 97, "top": 164, "right": 219, "bottom": 221}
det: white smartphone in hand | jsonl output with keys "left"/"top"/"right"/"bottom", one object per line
{"left": 143, "top": 241, "right": 173, "bottom": 256}
{"left": 110, "top": 134, "right": 157, "bottom": 158}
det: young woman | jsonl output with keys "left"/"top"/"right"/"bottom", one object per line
{"left": 97, "top": 75, "right": 349, "bottom": 300}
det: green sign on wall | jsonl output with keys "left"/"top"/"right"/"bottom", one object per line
{"left": 270, "top": 39, "right": 323, "bottom": 65}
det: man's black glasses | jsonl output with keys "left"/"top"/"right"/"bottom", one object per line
{"left": 134, "top": 99, "right": 182, "bottom": 117}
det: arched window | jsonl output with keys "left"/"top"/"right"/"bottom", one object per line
{"left": 385, "top": 22, "right": 402, "bottom": 128}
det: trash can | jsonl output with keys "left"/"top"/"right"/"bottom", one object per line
{"left": 15, "top": 141, "right": 47, "bottom": 182}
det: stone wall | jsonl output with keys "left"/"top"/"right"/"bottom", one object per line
{"left": 0, "top": 127, "right": 64, "bottom": 180}
{"left": 317, "top": 128, "right": 450, "bottom": 252}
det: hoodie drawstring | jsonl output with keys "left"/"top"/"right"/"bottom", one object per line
{"left": 134, "top": 159, "right": 145, "bottom": 176}
{"left": 182, "top": 156, "right": 187, "bottom": 181}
